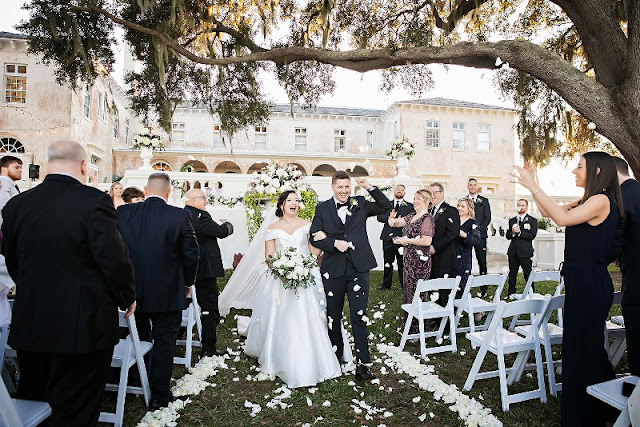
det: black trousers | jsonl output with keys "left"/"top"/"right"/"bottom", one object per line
{"left": 508, "top": 254, "right": 533, "bottom": 295}
{"left": 474, "top": 238, "right": 488, "bottom": 275}
{"left": 16, "top": 348, "right": 113, "bottom": 427}
{"left": 136, "top": 311, "right": 182, "bottom": 404}
{"left": 381, "top": 241, "right": 404, "bottom": 289}
{"left": 324, "top": 260, "right": 371, "bottom": 364}
{"left": 430, "top": 262, "right": 456, "bottom": 307}
{"left": 623, "top": 303, "right": 640, "bottom": 376}
{"left": 195, "top": 277, "right": 220, "bottom": 352}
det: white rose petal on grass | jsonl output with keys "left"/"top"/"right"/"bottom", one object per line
{"left": 322, "top": 400, "right": 331, "bottom": 407}
{"left": 430, "top": 292, "right": 439, "bottom": 302}
{"left": 371, "top": 378, "right": 381, "bottom": 385}
{"left": 348, "top": 381, "right": 356, "bottom": 386}
{"left": 383, "top": 411, "right": 393, "bottom": 418}
{"left": 436, "top": 337, "right": 443, "bottom": 345}
{"left": 308, "top": 387, "right": 318, "bottom": 394}
{"left": 306, "top": 397, "right": 313, "bottom": 406}
{"left": 430, "top": 412, "right": 435, "bottom": 418}
{"left": 412, "top": 396, "right": 421, "bottom": 403}
{"left": 418, "top": 413, "right": 427, "bottom": 422}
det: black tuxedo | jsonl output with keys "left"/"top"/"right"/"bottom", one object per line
{"left": 118, "top": 196, "right": 199, "bottom": 404}
{"left": 2, "top": 173, "right": 136, "bottom": 425}
{"left": 470, "top": 194, "right": 491, "bottom": 276}
{"left": 506, "top": 213, "right": 538, "bottom": 294}
{"left": 376, "top": 199, "right": 415, "bottom": 289}
{"left": 184, "top": 205, "right": 233, "bottom": 353}
{"left": 429, "top": 202, "right": 460, "bottom": 305}
{"left": 310, "top": 187, "right": 391, "bottom": 363}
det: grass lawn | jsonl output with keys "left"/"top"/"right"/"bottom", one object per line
{"left": 108, "top": 268, "right": 626, "bottom": 426}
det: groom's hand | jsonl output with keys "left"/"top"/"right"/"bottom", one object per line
{"left": 334, "top": 240, "right": 350, "bottom": 252}
{"left": 354, "top": 177, "right": 372, "bottom": 190}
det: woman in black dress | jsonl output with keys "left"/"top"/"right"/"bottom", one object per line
{"left": 454, "top": 198, "right": 481, "bottom": 298}
{"left": 512, "top": 152, "right": 623, "bottom": 426}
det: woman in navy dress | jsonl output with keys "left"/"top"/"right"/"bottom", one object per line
{"left": 454, "top": 198, "right": 481, "bottom": 298}
{"left": 512, "top": 152, "right": 623, "bottom": 426}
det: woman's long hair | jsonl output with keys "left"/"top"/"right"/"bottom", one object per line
{"left": 109, "top": 182, "right": 122, "bottom": 199}
{"left": 457, "top": 198, "right": 476, "bottom": 219}
{"left": 582, "top": 151, "right": 624, "bottom": 218}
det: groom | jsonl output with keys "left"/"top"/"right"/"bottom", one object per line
{"left": 310, "top": 171, "right": 391, "bottom": 381}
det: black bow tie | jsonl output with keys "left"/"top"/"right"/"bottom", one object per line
{"left": 336, "top": 202, "right": 348, "bottom": 209}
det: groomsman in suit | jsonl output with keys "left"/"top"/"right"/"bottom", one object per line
{"left": 506, "top": 199, "right": 538, "bottom": 296}
{"left": 428, "top": 182, "right": 461, "bottom": 305}
{"left": 2, "top": 140, "right": 136, "bottom": 425}
{"left": 118, "top": 173, "right": 199, "bottom": 409}
{"left": 310, "top": 171, "right": 391, "bottom": 381}
{"left": 613, "top": 157, "right": 640, "bottom": 375}
{"left": 376, "top": 184, "right": 414, "bottom": 290}
{"left": 467, "top": 179, "right": 491, "bottom": 286}
{"left": 0, "top": 155, "right": 23, "bottom": 218}
{"left": 184, "top": 189, "right": 234, "bottom": 357}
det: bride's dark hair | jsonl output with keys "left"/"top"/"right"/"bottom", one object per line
{"left": 275, "top": 190, "right": 298, "bottom": 217}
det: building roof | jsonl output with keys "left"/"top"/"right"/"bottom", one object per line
{"left": 396, "top": 97, "right": 515, "bottom": 111}
{"left": 271, "top": 104, "right": 384, "bottom": 117}
{"left": 0, "top": 31, "right": 28, "bottom": 40}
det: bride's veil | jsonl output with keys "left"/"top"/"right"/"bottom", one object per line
{"left": 219, "top": 208, "right": 278, "bottom": 317}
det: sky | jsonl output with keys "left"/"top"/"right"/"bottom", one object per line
{"left": 0, "top": 1, "right": 582, "bottom": 197}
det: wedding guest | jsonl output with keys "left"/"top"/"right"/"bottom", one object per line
{"left": 109, "top": 182, "right": 125, "bottom": 208}
{"left": 0, "top": 155, "right": 23, "bottom": 219}
{"left": 427, "top": 183, "right": 461, "bottom": 306}
{"left": 184, "top": 189, "right": 234, "bottom": 357}
{"left": 2, "top": 140, "right": 136, "bottom": 425}
{"left": 376, "top": 184, "right": 414, "bottom": 290}
{"left": 122, "top": 186, "right": 145, "bottom": 204}
{"left": 455, "top": 198, "right": 481, "bottom": 299}
{"left": 118, "top": 173, "right": 199, "bottom": 410}
{"left": 613, "top": 156, "right": 640, "bottom": 376}
{"left": 467, "top": 178, "right": 491, "bottom": 293}
{"left": 506, "top": 199, "right": 538, "bottom": 297}
{"left": 387, "top": 189, "right": 434, "bottom": 332}
{"left": 512, "top": 152, "right": 622, "bottom": 426}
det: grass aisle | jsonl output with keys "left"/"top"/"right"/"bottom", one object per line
{"left": 113, "top": 269, "right": 626, "bottom": 426}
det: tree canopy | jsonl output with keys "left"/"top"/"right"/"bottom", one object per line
{"left": 17, "top": 0, "right": 640, "bottom": 174}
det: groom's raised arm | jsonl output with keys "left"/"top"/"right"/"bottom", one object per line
{"left": 365, "top": 187, "right": 392, "bottom": 217}
{"left": 310, "top": 206, "right": 336, "bottom": 252}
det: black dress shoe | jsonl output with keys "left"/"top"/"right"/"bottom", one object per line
{"left": 354, "top": 364, "right": 376, "bottom": 381}
{"left": 200, "top": 348, "right": 227, "bottom": 358}
{"left": 149, "top": 396, "right": 181, "bottom": 410}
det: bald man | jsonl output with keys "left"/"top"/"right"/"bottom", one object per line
{"left": 184, "top": 189, "right": 233, "bottom": 357}
{"left": 2, "top": 140, "right": 136, "bottom": 425}
{"left": 118, "top": 173, "right": 199, "bottom": 409}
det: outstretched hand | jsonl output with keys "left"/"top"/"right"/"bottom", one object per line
{"left": 354, "top": 177, "right": 370, "bottom": 189}
{"left": 509, "top": 161, "right": 539, "bottom": 192}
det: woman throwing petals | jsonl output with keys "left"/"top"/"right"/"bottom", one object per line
{"left": 510, "top": 153, "right": 623, "bottom": 426}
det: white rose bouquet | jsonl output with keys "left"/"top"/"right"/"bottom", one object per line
{"left": 266, "top": 247, "right": 317, "bottom": 295}
{"left": 252, "top": 163, "right": 309, "bottom": 195}
{"left": 132, "top": 127, "right": 165, "bottom": 150}
{"left": 386, "top": 135, "right": 415, "bottom": 159}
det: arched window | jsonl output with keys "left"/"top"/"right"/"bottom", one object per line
{"left": 152, "top": 161, "right": 172, "bottom": 171}
{"left": 0, "top": 137, "right": 25, "bottom": 153}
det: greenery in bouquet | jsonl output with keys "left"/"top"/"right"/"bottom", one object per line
{"left": 386, "top": 135, "right": 415, "bottom": 159}
{"left": 132, "top": 127, "right": 165, "bottom": 150}
{"left": 266, "top": 247, "right": 317, "bottom": 295}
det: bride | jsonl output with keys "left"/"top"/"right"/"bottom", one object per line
{"left": 231, "top": 190, "right": 349, "bottom": 388}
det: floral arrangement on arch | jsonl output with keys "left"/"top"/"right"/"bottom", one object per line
{"left": 132, "top": 127, "right": 165, "bottom": 150}
{"left": 252, "top": 163, "right": 310, "bottom": 194}
{"left": 209, "top": 194, "right": 244, "bottom": 208}
{"left": 386, "top": 135, "right": 415, "bottom": 159}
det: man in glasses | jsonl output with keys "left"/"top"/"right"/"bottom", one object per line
{"left": 184, "top": 189, "right": 234, "bottom": 357}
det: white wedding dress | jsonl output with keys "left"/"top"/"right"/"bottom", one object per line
{"left": 244, "top": 224, "right": 344, "bottom": 388}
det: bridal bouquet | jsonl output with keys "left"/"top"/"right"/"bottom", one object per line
{"left": 132, "top": 127, "right": 164, "bottom": 150}
{"left": 386, "top": 135, "right": 415, "bottom": 159}
{"left": 266, "top": 247, "right": 317, "bottom": 294}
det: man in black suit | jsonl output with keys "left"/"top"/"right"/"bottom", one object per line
{"left": 613, "top": 157, "right": 640, "bottom": 375}
{"left": 310, "top": 171, "right": 391, "bottom": 381}
{"left": 468, "top": 179, "right": 491, "bottom": 293}
{"left": 506, "top": 199, "right": 538, "bottom": 296}
{"left": 376, "top": 184, "right": 414, "bottom": 290}
{"left": 184, "top": 188, "right": 234, "bottom": 357}
{"left": 2, "top": 140, "right": 136, "bottom": 425}
{"left": 118, "top": 173, "right": 199, "bottom": 409}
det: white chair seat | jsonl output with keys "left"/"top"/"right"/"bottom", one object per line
{"left": 467, "top": 329, "right": 532, "bottom": 352}
{"left": 401, "top": 301, "right": 448, "bottom": 318}
{"left": 515, "top": 323, "right": 563, "bottom": 342}
{"left": 606, "top": 321, "right": 626, "bottom": 338}
{"left": 611, "top": 315, "right": 625, "bottom": 326}
{"left": 587, "top": 376, "right": 638, "bottom": 411}
{"left": 111, "top": 340, "right": 153, "bottom": 369}
{"left": 12, "top": 399, "right": 52, "bottom": 427}
{"left": 453, "top": 274, "right": 507, "bottom": 336}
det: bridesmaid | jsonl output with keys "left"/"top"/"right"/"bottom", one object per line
{"left": 388, "top": 189, "right": 435, "bottom": 333}
{"left": 454, "top": 198, "right": 480, "bottom": 299}
{"left": 511, "top": 152, "right": 623, "bottom": 426}
{"left": 109, "top": 182, "right": 125, "bottom": 208}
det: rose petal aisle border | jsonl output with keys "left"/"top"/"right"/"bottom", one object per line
{"left": 137, "top": 352, "right": 234, "bottom": 427}
{"left": 377, "top": 344, "right": 503, "bottom": 427}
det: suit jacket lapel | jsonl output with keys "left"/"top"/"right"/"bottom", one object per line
{"left": 328, "top": 199, "right": 343, "bottom": 229}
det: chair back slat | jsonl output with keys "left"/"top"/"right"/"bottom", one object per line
{"left": 414, "top": 276, "right": 459, "bottom": 296}
{"left": 500, "top": 297, "right": 549, "bottom": 319}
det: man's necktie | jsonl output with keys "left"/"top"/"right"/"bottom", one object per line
{"left": 14, "top": 185, "right": 20, "bottom": 194}
{"left": 395, "top": 202, "right": 400, "bottom": 211}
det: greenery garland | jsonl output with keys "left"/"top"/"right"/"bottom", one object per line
{"left": 245, "top": 190, "right": 318, "bottom": 241}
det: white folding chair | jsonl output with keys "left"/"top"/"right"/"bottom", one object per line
{"left": 605, "top": 291, "right": 627, "bottom": 367}
{"left": 0, "top": 324, "right": 16, "bottom": 394}
{"left": 0, "top": 370, "right": 51, "bottom": 427}
{"left": 509, "top": 271, "right": 561, "bottom": 330}
{"left": 587, "top": 375, "right": 639, "bottom": 427}
{"left": 454, "top": 273, "right": 507, "bottom": 340}
{"left": 99, "top": 311, "right": 152, "bottom": 427}
{"left": 398, "top": 276, "right": 460, "bottom": 359}
{"left": 515, "top": 294, "right": 565, "bottom": 396}
{"left": 175, "top": 286, "right": 203, "bottom": 368}
{"left": 464, "top": 297, "right": 550, "bottom": 411}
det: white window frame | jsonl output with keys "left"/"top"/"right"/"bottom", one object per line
{"left": 124, "top": 119, "right": 130, "bottom": 146}
{"left": 172, "top": 122, "right": 185, "bottom": 146}
{"left": 4, "top": 63, "right": 27, "bottom": 104}
{"left": 452, "top": 122, "right": 466, "bottom": 149}
{"left": 334, "top": 129, "right": 346, "bottom": 152}
{"left": 254, "top": 126, "right": 267, "bottom": 151}
{"left": 113, "top": 109, "right": 119, "bottom": 140}
{"left": 477, "top": 123, "right": 491, "bottom": 151}
{"left": 366, "top": 130, "right": 374, "bottom": 149}
{"left": 425, "top": 120, "right": 440, "bottom": 148}
{"left": 83, "top": 91, "right": 91, "bottom": 119}
{"left": 97, "top": 93, "right": 107, "bottom": 120}
{"left": 213, "top": 124, "right": 224, "bottom": 149}
{"left": 295, "top": 127, "right": 307, "bottom": 152}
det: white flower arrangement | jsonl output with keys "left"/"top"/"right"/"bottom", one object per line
{"left": 252, "top": 163, "right": 309, "bottom": 195}
{"left": 132, "top": 127, "right": 165, "bottom": 150}
{"left": 386, "top": 136, "right": 415, "bottom": 160}
{"left": 266, "top": 247, "right": 317, "bottom": 295}
{"left": 209, "top": 194, "right": 244, "bottom": 208}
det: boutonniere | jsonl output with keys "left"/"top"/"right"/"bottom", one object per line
{"left": 349, "top": 198, "right": 358, "bottom": 209}
{"left": 400, "top": 200, "right": 407, "bottom": 207}
{"left": 472, "top": 224, "right": 477, "bottom": 229}
{"left": 524, "top": 223, "right": 531, "bottom": 230}
{"left": 448, "top": 218, "right": 453, "bottom": 223}
{"left": 476, "top": 198, "right": 483, "bottom": 204}
{"left": 438, "top": 208, "right": 445, "bottom": 215}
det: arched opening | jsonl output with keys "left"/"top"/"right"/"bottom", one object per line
{"left": 0, "top": 137, "right": 25, "bottom": 153}
{"left": 181, "top": 160, "right": 208, "bottom": 172}
{"left": 214, "top": 161, "right": 241, "bottom": 174}
{"left": 311, "top": 164, "right": 336, "bottom": 177}
{"left": 247, "top": 162, "right": 269, "bottom": 174}
{"left": 152, "top": 161, "right": 173, "bottom": 171}
{"left": 288, "top": 163, "right": 307, "bottom": 175}
{"left": 348, "top": 165, "right": 369, "bottom": 177}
